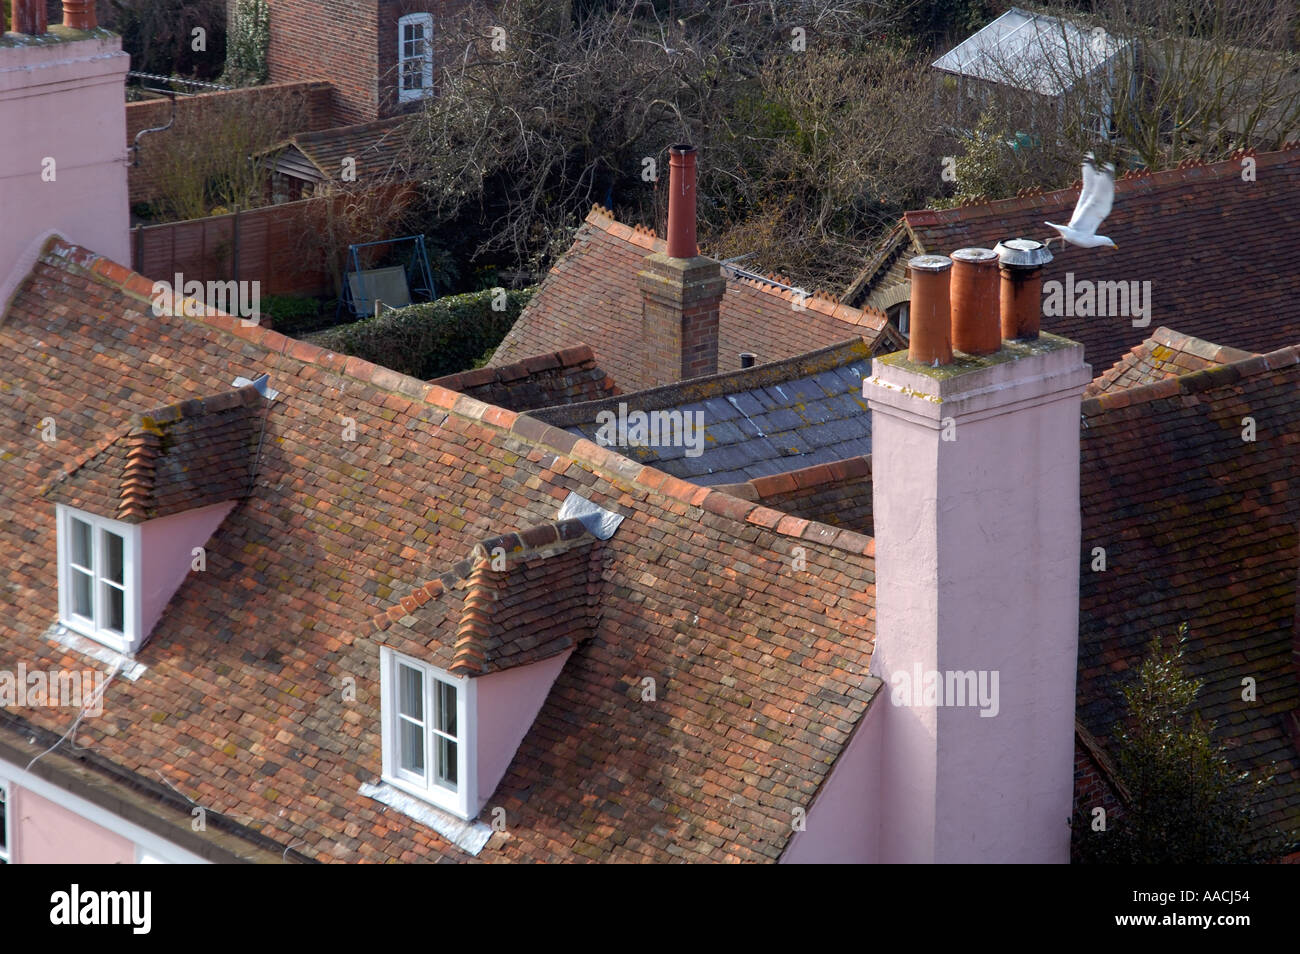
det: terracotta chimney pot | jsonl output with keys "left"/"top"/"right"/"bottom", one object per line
{"left": 949, "top": 248, "right": 1001, "bottom": 356}
{"left": 666, "top": 144, "right": 698, "bottom": 259}
{"left": 11, "top": 0, "right": 47, "bottom": 34}
{"left": 63, "top": 0, "right": 96, "bottom": 30}
{"left": 994, "top": 239, "right": 1053, "bottom": 340}
{"left": 907, "top": 254, "right": 953, "bottom": 366}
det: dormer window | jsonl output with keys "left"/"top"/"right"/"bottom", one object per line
{"left": 380, "top": 648, "right": 475, "bottom": 818}
{"left": 398, "top": 13, "right": 434, "bottom": 103}
{"left": 56, "top": 506, "right": 140, "bottom": 653}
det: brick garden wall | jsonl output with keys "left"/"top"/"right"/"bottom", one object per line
{"left": 127, "top": 80, "right": 335, "bottom": 206}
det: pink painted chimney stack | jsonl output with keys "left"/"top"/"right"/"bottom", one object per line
{"left": 0, "top": 0, "right": 128, "bottom": 312}
{"left": 864, "top": 240, "right": 1090, "bottom": 862}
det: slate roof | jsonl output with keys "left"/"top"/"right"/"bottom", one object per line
{"left": 0, "top": 239, "right": 880, "bottom": 863}
{"left": 844, "top": 143, "right": 1300, "bottom": 372}
{"left": 428, "top": 344, "right": 619, "bottom": 412}
{"left": 490, "top": 206, "right": 904, "bottom": 392}
{"left": 530, "top": 340, "right": 875, "bottom": 486}
{"left": 260, "top": 117, "right": 408, "bottom": 184}
{"left": 1077, "top": 346, "right": 1300, "bottom": 843}
{"left": 43, "top": 384, "right": 265, "bottom": 522}
{"left": 1084, "top": 326, "right": 1256, "bottom": 397}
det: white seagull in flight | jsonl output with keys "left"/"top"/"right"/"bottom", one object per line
{"left": 1045, "top": 154, "right": 1118, "bottom": 250}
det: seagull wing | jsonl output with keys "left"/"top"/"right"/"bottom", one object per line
{"left": 1067, "top": 159, "right": 1114, "bottom": 236}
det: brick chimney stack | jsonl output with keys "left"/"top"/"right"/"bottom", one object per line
{"left": 864, "top": 240, "right": 1090, "bottom": 862}
{"left": 638, "top": 144, "right": 726, "bottom": 385}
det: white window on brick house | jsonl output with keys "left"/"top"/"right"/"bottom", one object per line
{"left": 380, "top": 648, "right": 475, "bottom": 817}
{"left": 56, "top": 505, "right": 140, "bottom": 653}
{"left": 398, "top": 13, "right": 434, "bottom": 102}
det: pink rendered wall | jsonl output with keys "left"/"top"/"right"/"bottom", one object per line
{"left": 0, "top": 33, "right": 130, "bottom": 312}
{"left": 781, "top": 690, "right": 884, "bottom": 863}
{"left": 10, "top": 784, "right": 134, "bottom": 864}
{"left": 867, "top": 341, "right": 1090, "bottom": 863}
{"left": 139, "top": 502, "right": 236, "bottom": 644}
{"left": 474, "top": 650, "right": 572, "bottom": 815}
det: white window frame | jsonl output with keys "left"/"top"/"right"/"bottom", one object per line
{"left": 55, "top": 505, "right": 141, "bottom": 653}
{"left": 397, "top": 12, "right": 434, "bottom": 103}
{"left": 380, "top": 648, "right": 475, "bottom": 818}
{"left": 0, "top": 778, "right": 10, "bottom": 864}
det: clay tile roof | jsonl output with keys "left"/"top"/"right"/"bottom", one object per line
{"left": 43, "top": 384, "right": 265, "bottom": 522}
{"left": 1084, "top": 326, "right": 1258, "bottom": 397}
{"left": 427, "top": 344, "right": 620, "bottom": 411}
{"left": 488, "top": 206, "right": 900, "bottom": 391}
{"left": 376, "top": 519, "right": 603, "bottom": 676}
{"left": 532, "top": 339, "right": 875, "bottom": 485}
{"left": 1079, "top": 345, "right": 1300, "bottom": 841}
{"left": 852, "top": 144, "right": 1300, "bottom": 371}
{"left": 0, "top": 237, "right": 878, "bottom": 863}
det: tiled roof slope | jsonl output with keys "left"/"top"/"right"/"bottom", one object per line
{"left": 428, "top": 344, "right": 619, "bottom": 412}
{"left": 1084, "top": 326, "right": 1256, "bottom": 397}
{"left": 715, "top": 456, "right": 874, "bottom": 538}
{"left": 0, "top": 240, "right": 879, "bottom": 863}
{"left": 375, "top": 519, "right": 603, "bottom": 677}
{"left": 1077, "top": 347, "right": 1300, "bottom": 842}
{"left": 490, "top": 206, "right": 902, "bottom": 391}
{"left": 849, "top": 144, "right": 1300, "bottom": 371}
{"left": 42, "top": 384, "right": 265, "bottom": 522}
{"left": 531, "top": 340, "right": 874, "bottom": 485}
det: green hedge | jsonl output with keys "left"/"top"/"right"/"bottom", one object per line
{"left": 309, "top": 287, "right": 535, "bottom": 380}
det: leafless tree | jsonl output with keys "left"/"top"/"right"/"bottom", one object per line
{"left": 402, "top": 0, "right": 914, "bottom": 288}
{"left": 953, "top": 0, "right": 1300, "bottom": 174}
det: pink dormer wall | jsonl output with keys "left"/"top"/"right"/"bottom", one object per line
{"left": 139, "top": 502, "right": 237, "bottom": 642}
{"left": 473, "top": 649, "right": 572, "bottom": 816}
{"left": 0, "top": 29, "right": 130, "bottom": 312}
{"left": 781, "top": 690, "right": 884, "bottom": 863}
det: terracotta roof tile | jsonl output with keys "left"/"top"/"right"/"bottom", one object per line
{"left": 43, "top": 384, "right": 265, "bottom": 522}
{"left": 490, "top": 207, "right": 900, "bottom": 391}
{"left": 0, "top": 238, "right": 878, "bottom": 863}
{"left": 1086, "top": 327, "right": 1258, "bottom": 396}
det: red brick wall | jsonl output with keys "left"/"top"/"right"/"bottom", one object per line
{"left": 680, "top": 298, "right": 720, "bottom": 380}
{"left": 127, "top": 81, "right": 335, "bottom": 205}
{"left": 266, "top": 0, "right": 381, "bottom": 125}
{"left": 1074, "top": 739, "right": 1126, "bottom": 828}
